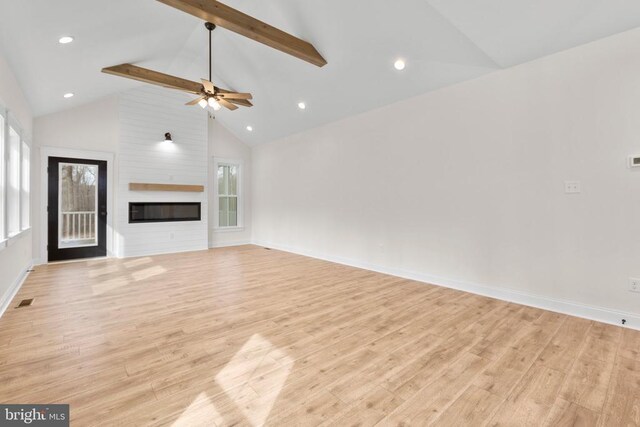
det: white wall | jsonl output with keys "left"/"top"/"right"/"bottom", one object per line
{"left": 0, "top": 53, "right": 33, "bottom": 310}
{"left": 34, "top": 96, "right": 119, "bottom": 152}
{"left": 253, "top": 28, "right": 640, "bottom": 324}
{"left": 118, "top": 86, "right": 208, "bottom": 257}
{"left": 208, "top": 118, "right": 252, "bottom": 247}
{"left": 0, "top": 57, "right": 32, "bottom": 133}
{"left": 33, "top": 96, "right": 119, "bottom": 262}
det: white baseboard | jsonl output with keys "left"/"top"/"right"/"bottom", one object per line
{"left": 253, "top": 240, "right": 640, "bottom": 331}
{"left": 0, "top": 260, "right": 34, "bottom": 319}
{"left": 209, "top": 240, "right": 252, "bottom": 249}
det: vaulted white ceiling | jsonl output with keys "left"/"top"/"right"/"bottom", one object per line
{"left": 1, "top": 0, "right": 640, "bottom": 145}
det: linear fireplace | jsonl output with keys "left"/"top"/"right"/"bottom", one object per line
{"left": 129, "top": 202, "right": 201, "bottom": 223}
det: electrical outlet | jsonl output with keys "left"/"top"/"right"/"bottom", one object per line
{"left": 564, "top": 181, "right": 581, "bottom": 194}
{"left": 630, "top": 278, "right": 640, "bottom": 293}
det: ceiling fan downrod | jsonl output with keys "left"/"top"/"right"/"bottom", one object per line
{"left": 205, "top": 22, "right": 216, "bottom": 84}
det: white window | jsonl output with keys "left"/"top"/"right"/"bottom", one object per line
{"left": 7, "top": 126, "right": 20, "bottom": 237}
{"left": 21, "top": 141, "right": 30, "bottom": 230}
{"left": 0, "top": 111, "right": 29, "bottom": 242}
{"left": 214, "top": 159, "right": 242, "bottom": 229}
{"left": 0, "top": 113, "right": 4, "bottom": 241}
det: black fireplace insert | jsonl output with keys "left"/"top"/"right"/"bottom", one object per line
{"left": 129, "top": 202, "right": 201, "bottom": 223}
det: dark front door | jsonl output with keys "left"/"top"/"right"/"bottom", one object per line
{"left": 48, "top": 157, "right": 107, "bottom": 261}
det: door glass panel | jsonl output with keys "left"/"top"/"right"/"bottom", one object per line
{"left": 59, "top": 163, "right": 99, "bottom": 248}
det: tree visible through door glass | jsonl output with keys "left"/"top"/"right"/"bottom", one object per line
{"left": 59, "top": 163, "right": 99, "bottom": 248}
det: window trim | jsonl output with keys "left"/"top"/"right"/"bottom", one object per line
{"left": 0, "top": 106, "right": 31, "bottom": 248}
{"left": 212, "top": 157, "right": 244, "bottom": 232}
{"left": 20, "top": 139, "right": 31, "bottom": 231}
{"left": 6, "top": 124, "right": 23, "bottom": 238}
{"left": 0, "top": 107, "right": 6, "bottom": 243}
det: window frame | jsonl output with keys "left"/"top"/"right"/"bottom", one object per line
{"left": 20, "top": 140, "right": 30, "bottom": 231}
{"left": 7, "top": 124, "right": 21, "bottom": 238}
{"left": 0, "top": 105, "right": 31, "bottom": 252}
{"left": 0, "top": 108, "right": 6, "bottom": 243}
{"left": 212, "top": 157, "right": 243, "bottom": 232}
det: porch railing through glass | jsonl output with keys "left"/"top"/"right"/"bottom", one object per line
{"left": 61, "top": 211, "right": 96, "bottom": 244}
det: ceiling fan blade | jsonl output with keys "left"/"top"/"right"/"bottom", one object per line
{"left": 102, "top": 64, "right": 203, "bottom": 94}
{"left": 201, "top": 79, "right": 215, "bottom": 94}
{"left": 217, "top": 98, "right": 239, "bottom": 111}
{"left": 217, "top": 88, "right": 252, "bottom": 106}
{"left": 227, "top": 98, "right": 253, "bottom": 107}
{"left": 156, "top": 0, "right": 327, "bottom": 67}
{"left": 186, "top": 95, "right": 206, "bottom": 106}
{"left": 217, "top": 92, "right": 252, "bottom": 100}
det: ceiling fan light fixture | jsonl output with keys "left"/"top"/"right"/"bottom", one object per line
{"left": 198, "top": 98, "right": 208, "bottom": 109}
{"left": 58, "top": 36, "right": 74, "bottom": 44}
{"left": 246, "top": 126, "right": 253, "bottom": 132}
{"left": 298, "top": 102, "right": 306, "bottom": 110}
{"left": 209, "top": 97, "right": 221, "bottom": 111}
{"left": 63, "top": 93, "right": 74, "bottom": 99}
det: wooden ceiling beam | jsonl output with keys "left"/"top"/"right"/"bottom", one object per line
{"left": 102, "top": 64, "right": 204, "bottom": 94}
{"left": 156, "top": 0, "right": 327, "bottom": 67}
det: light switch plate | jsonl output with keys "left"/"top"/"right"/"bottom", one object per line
{"left": 630, "top": 278, "right": 640, "bottom": 293}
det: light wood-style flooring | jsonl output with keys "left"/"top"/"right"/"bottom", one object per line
{"left": 0, "top": 245, "right": 639, "bottom": 426}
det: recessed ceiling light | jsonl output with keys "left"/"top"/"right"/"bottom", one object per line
{"left": 394, "top": 59, "right": 406, "bottom": 71}
{"left": 58, "top": 36, "right": 74, "bottom": 44}
{"left": 246, "top": 126, "right": 253, "bottom": 132}
{"left": 298, "top": 102, "right": 306, "bottom": 110}
{"left": 63, "top": 93, "right": 74, "bottom": 99}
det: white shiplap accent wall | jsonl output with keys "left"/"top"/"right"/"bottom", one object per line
{"left": 118, "top": 86, "right": 208, "bottom": 257}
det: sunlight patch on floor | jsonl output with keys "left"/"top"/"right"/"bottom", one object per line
{"left": 92, "top": 277, "right": 131, "bottom": 296}
{"left": 132, "top": 265, "right": 167, "bottom": 282}
{"left": 215, "top": 334, "right": 294, "bottom": 426}
{"left": 123, "top": 257, "right": 153, "bottom": 269}
{"left": 90, "top": 259, "right": 164, "bottom": 296}
{"left": 171, "top": 392, "right": 222, "bottom": 427}
{"left": 88, "top": 263, "right": 121, "bottom": 278}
